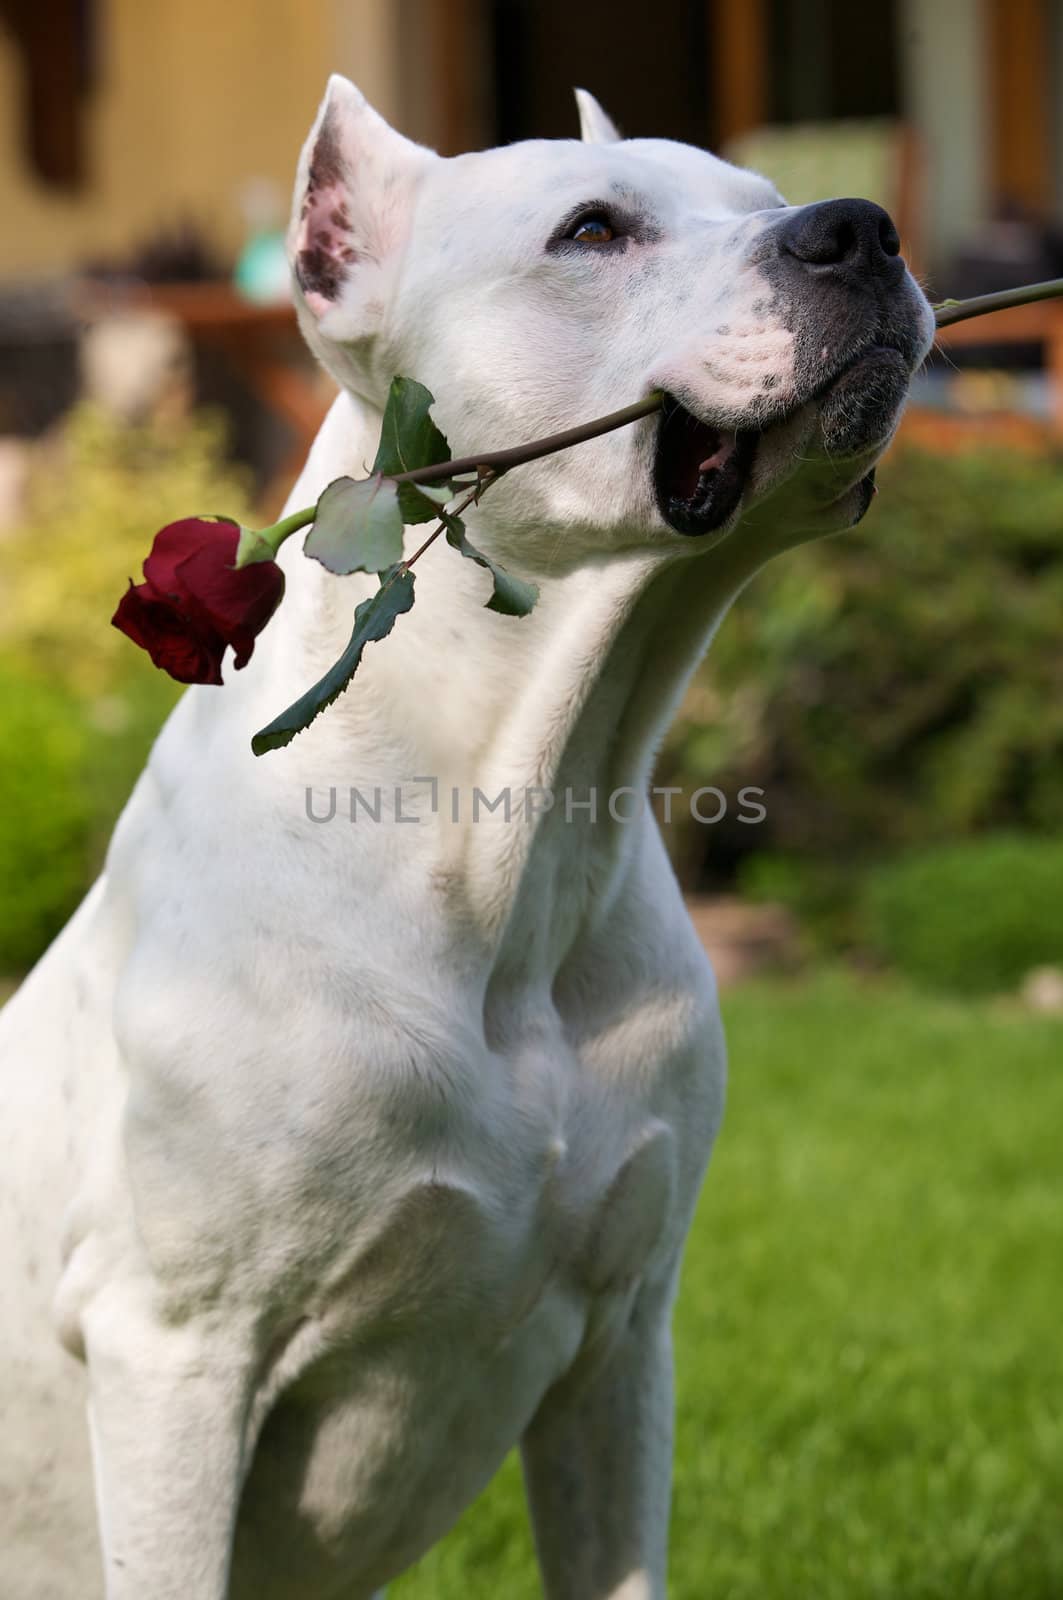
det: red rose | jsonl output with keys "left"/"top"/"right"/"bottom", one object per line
{"left": 113, "top": 518, "right": 284, "bottom": 685}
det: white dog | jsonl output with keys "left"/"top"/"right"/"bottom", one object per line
{"left": 0, "top": 78, "right": 933, "bottom": 1599}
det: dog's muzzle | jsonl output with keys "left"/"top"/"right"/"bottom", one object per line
{"left": 655, "top": 198, "right": 927, "bottom": 537}
{"left": 770, "top": 195, "right": 928, "bottom": 395}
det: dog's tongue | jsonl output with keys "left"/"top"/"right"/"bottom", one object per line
{"left": 660, "top": 408, "right": 740, "bottom": 503}
{"left": 699, "top": 434, "right": 739, "bottom": 476}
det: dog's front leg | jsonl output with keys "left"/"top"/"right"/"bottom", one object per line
{"left": 520, "top": 1280, "right": 675, "bottom": 1600}
{"left": 83, "top": 1291, "right": 259, "bottom": 1600}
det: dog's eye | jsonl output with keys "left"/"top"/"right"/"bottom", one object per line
{"left": 568, "top": 214, "right": 616, "bottom": 245}
{"left": 546, "top": 204, "right": 634, "bottom": 254}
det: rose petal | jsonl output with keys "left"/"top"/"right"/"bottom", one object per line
{"left": 142, "top": 517, "right": 240, "bottom": 600}
{"left": 112, "top": 582, "right": 226, "bottom": 685}
{"left": 174, "top": 542, "right": 284, "bottom": 633}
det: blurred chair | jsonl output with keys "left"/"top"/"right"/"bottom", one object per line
{"left": 74, "top": 282, "right": 333, "bottom": 507}
{"left": 910, "top": 304, "right": 1063, "bottom": 448}
{"left": 80, "top": 311, "right": 192, "bottom": 426}
{"left": 723, "top": 117, "right": 923, "bottom": 272}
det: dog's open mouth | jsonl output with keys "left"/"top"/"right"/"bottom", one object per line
{"left": 654, "top": 395, "right": 758, "bottom": 537}
{"left": 654, "top": 342, "right": 910, "bottom": 537}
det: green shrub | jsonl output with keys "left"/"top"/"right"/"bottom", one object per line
{"left": 0, "top": 404, "right": 251, "bottom": 976}
{"left": 0, "top": 403, "right": 251, "bottom": 692}
{"left": 738, "top": 851, "right": 862, "bottom": 954}
{"left": 0, "top": 658, "right": 93, "bottom": 971}
{"left": 661, "top": 446, "right": 1063, "bottom": 886}
{"left": 862, "top": 834, "right": 1063, "bottom": 993}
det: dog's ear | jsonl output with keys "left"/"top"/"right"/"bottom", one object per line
{"left": 574, "top": 88, "right": 621, "bottom": 144}
{"left": 289, "top": 76, "right": 436, "bottom": 373}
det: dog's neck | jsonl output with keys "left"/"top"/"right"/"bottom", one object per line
{"left": 243, "top": 391, "right": 761, "bottom": 968}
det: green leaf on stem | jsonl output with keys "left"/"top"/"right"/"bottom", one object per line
{"left": 443, "top": 513, "right": 538, "bottom": 617}
{"left": 396, "top": 481, "right": 458, "bottom": 525}
{"left": 304, "top": 474, "right": 405, "bottom": 575}
{"left": 251, "top": 567, "right": 416, "bottom": 755}
{"left": 409, "top": 484, "right": 453, "bottom": 505}
{"left": 372, "top": 377, "right": 453, "bottom": 523}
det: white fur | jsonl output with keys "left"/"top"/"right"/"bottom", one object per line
{"left": 0, "top": 78, "right": 933, "bottom": 1599}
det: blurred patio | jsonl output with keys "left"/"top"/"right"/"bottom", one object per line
{"left": 2, "top": 0, "right": 1063, "bottom": 506}
{"left": 1, "top": 0, "right": 1062, "bottom": 993}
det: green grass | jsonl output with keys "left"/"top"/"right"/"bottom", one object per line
{"left": 394, "top": 971, "right": 1063, "bottom": 1599}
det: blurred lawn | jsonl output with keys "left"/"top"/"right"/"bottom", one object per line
{"left": 395, "top": 971, "right": 1063, "bottom": 1599}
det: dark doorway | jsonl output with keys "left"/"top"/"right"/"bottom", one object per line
{"left": 487, "top": 0, "right": 902, "bottom": 154}
{"left": 767, "top": 0, "right": 900, "bottom": 123}
{"left": 489, "top": 0, "right": 710, "bottom": 147}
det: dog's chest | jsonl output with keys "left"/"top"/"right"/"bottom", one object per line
{"left": 230, "top": 1046, "right": 683, "bottom": 1592}
{"left": 300, "top": 1029, "right": 680, "bottom": 1353}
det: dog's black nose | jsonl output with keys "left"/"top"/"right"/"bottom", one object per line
{"left": 780, "top": 198, "right": 902, "bottom": 277}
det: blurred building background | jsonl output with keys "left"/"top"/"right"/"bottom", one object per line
{"left": 3, "top": 0, "right": 1063, "bottom": 464}
{"left": 2, "top": 0, "right": 1063, "bottom": 276}
{"left": 1, "top": 0, "right": 1062, "bottom": 997}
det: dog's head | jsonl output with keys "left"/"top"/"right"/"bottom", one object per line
{"left": 291, "top": 77, "right": 935, "bottom": 567}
